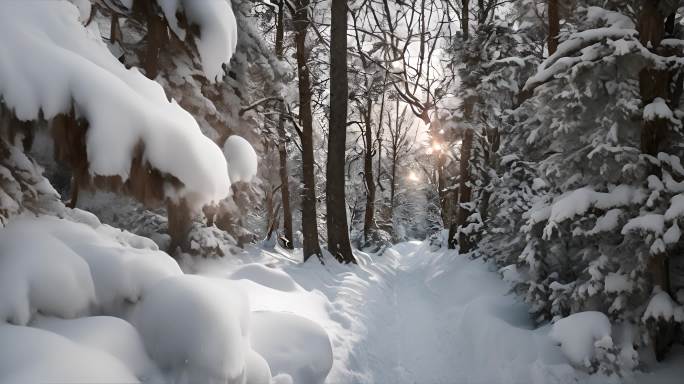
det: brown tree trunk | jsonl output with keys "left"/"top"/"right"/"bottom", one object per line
{"left": 548, "top": 0, "right": 560, "bottom": 55}
{"left": 275, "top": 0, "right": 294, "bottom": 249}
{"left": 326, "top": 0, "right": 355, "bottom": 263}
{"left": 167, "top": 199, "right": 192, "bottom": 255}
{"left": 362, "top": 100, "right": 376, "bottom": 243}
{"left": 294, "top": 0, "right": 322, "bottom": 262}
{"left": 135, "top": 1, "right": 166, "bottom": 79}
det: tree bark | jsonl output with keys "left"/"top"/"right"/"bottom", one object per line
{"left": 455, "top": 128, "right": 474, "bottom": 252}
{"left": 462, "top": 0, "right": 469, "bottom": 41}
{"left": 637, "top": 0, "right": 674, "bottom": 361}
{"left": 275, "top": 0, "right": 294, "bottom": 249}
{"left": 294, "top": 0, "right": 322, "bottom": 262}
{"left": 167, "top": 199, "right": 192, "bottom": 255}
{"left": 548, "top": 0, "right": 560, "bottom": 55}
{"left": 326, "top": 0, "right": 356, "bottom": 263}
{"left": 362, "top": 99, "right": 376, "bottom": 243}
{"left": 135, "top": 1, "right": 166, "bottom": 79}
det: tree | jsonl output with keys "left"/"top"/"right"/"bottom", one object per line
{"left": 275, "top": 0, "right": 294, "bottom": 249}
{"left": 291, "top": 0, "right": 323, "bottom": 261}
{"left": 547, "top": 0, "right": 560, "bottom": 54}
{"left": 326, "top": 0, "right": 356, "bottom": 263}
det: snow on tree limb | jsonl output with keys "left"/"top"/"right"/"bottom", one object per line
{"left": 0, "top": 1, "right": 232, "bottom": 208}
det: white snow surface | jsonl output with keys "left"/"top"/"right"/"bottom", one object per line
{"left": 3, "top": 215, "right": 684, "bottom": 384}
{"left": 151, "top": 0, "right": 238, "bottom": 81}
{"left": 223, "top": 135, "right": 259, "bottom": 183}
{"left": 550, "top": 312, "right": 613, "bottom": 367}
{"left": 0, "top": 1, "right": 231, "bottom": 207}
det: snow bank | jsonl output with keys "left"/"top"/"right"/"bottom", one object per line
{"left": 0, "top": 324, "right": 139, "bottom": 384}
{"left": 231, "top": 263, "right": 299, "bottom": 292}
{"left": 1, "top": 212, "right": 282, "bottom": 383}
{"left": 32, "top": 316, "right": 162, "bottom": 381}
{"left": 131, "top": 274, "right": 268, "bottom": 384}
{"left": 550, "top": 311, "right": 613, "bottom": 367}
{"left": 251, "top": 311, "right": 333, "bottom": 384}
{"left": 223, "top": 135, "right": 259, "bottom": 183}
{"left": 5, "top": 215, "right": 182, "bottom": 315}
{"left": 0, "top": 227, "right": 95, "bottom": 325}
{"left": 0, "top": 1, "right": 230, "bottom": 207}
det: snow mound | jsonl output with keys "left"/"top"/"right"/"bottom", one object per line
{"left": 550, "top": 311, "right": 613, "bottom": 367}
{"left": 0, "top": 227, "right": 95, "bottom": 325}
{"left": 32, "top": 316, "right": 162, "bottom": 381}
{"left": 0, "top": 1, "right": 231, "bottom": 207}
{"left": 231, "top": 263, "right": 299, "bottom": 292}
{"left": 250, "top": 311, "right": 333, "bottom": 384}
{"left": 0, "top": 324, "right": 139, "bottom": 384}
{"left": 223, "top": 135, "right": 258, "bottom": 183}
{"left": 131, "top": 274, "right": 268, "bottom": 384}
{"left": 6, "top": 215, "right": 182, "bottom": 315}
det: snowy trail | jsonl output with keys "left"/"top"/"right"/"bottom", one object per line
{"left": 204, "top": 241, "right": 680, "bottom": 384}
{"left": 324, "top": 241, "right": 579, "bottom": 384}
{"left": 380, "top": 243, "right": 461, "bottom": 383}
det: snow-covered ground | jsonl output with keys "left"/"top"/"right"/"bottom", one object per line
{"left": 2, "top": 215, "right": 682, "bottom": 383}
{"left": 190, "top": 240, "right": 684, "bottom": 384}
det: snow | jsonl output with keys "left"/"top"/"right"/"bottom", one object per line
{"left": 231, "top": 263, "right": 299, "bottom": 291}
{"left": 540, "top": 186, "right": 645, "bottom": 237}
{"left": 604, "top": 272, "right": 633, "bottom": 294}
{"left": 664, "top": 193, "right": 684, "bottom": 220}
{"left": 0, "top": 225, "right": 96, "bottom": 325}
{"left": 31, "top": 315, "right": 162, "bottom": 381}
{"left": 550, "top": 312, "right": 613, "bottom": 368}
{"left": 621, "top": 214, "right": 665, "bottom": 236}
{"left": 3, "top": 213, "right": 682, "bottom": 383}
{"left": 642, "top": 287, "right": 682, "bottom": 322}
{"left": 154, "top": 0, "right": 238, "bottom": 81}
{"left": 0, "top": 324, "right": 140, "bottom": 384}
{"left": 223, "top": 135, "right": 259, "bottom": 183}
{"left": 0, "top": 1, "right": 231, "bottom": 207}
{"left": 4, "top": 215, "right": 182, "bottom": 315}
{"left": 131, "top": 274, "right": 261, "bottom": 384}
{"left": 251, "top": 311, "right": 333, "bottom": 384}
{"left": 643, "top": 98, "right": 674, "bottom": 121}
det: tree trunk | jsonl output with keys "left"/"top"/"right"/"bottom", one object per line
{"left": 326, "top": 0, "right": 355, "bottom": 263}
{"left": 362, "top": 100, "right": 376, "bottom": 243}
{"left": 462, "top": 0, "right": 469, "bottom": 41}
{"left": 137, "top": 2, "right": 166, "bottom": 79}
{"left": 294, "top": 0, "right": 322, "bottom": 262}
{"left": 455, "top": 128, "right": 474, "bottom": 252}
{"left": 275, "top": 0, "right": 294, "bottom": 249}
{"left": 548, "top": 0, "right": 560, "bottom": 55}
{"left": 637, "top": 0, "right": 674, "bottom": 361}
{"left": 167, "top": 199, "right": 192, "bottom": 255}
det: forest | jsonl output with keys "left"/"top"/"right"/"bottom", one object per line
{"left": 0, "top": 0, "right": 683, "bottom": 383}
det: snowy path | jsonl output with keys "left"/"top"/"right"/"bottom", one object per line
{"left": 202, "top": 241, "right": 682, "bottom": 384}
{"left": 323, "top": 241, "right": 578, "bottom": 384}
